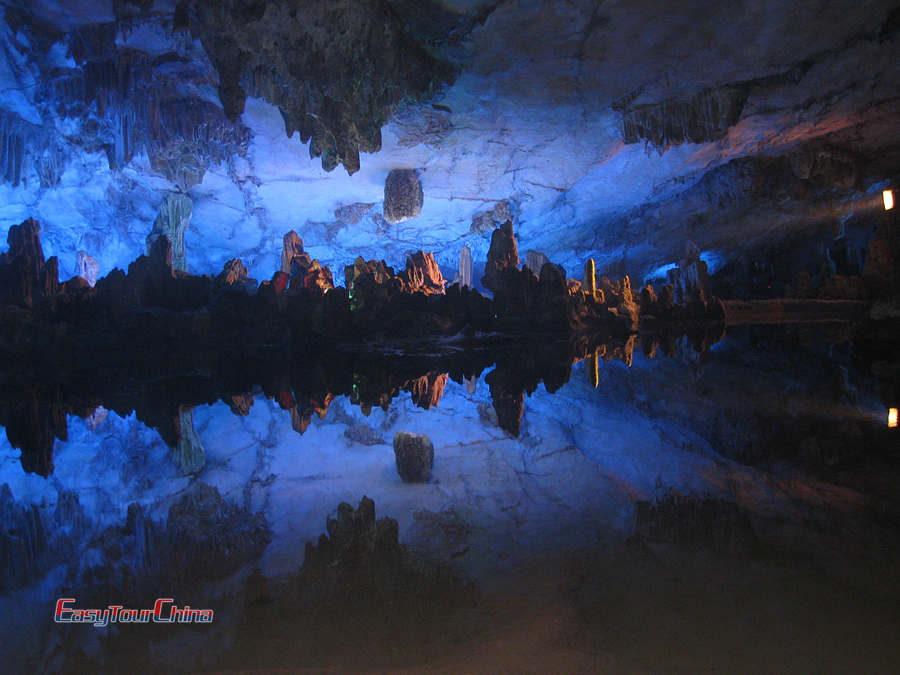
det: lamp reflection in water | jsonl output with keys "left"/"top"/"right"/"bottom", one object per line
{"left": 884, "top": 189, "right": 894, "bottom": 211}
{"left": 889, "top": 407, "right": 898, "bottom": 428}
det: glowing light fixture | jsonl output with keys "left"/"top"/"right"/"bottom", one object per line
{"left": 889, "top": 407, "right": 898, "bottom": 428}
{"left": 884, "top": 189, "right": 894, "bottom": 211}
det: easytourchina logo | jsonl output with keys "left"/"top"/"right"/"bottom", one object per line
{"left": 54, "top": 598, "right": 214, "bottom": 627}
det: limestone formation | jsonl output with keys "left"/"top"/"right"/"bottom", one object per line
{"left": 525, "top": 250, "right": 550, "bottom": 277}
{"left": 174, "top": 407, "right": 206, "bottom": 475}
{"left": 393, "top": 431, "right": 434, "bottom": 483}
{"left": 76, "top": 251, "right": 99, "bottom": 287}
{"left": 584, "top": 258, "right": 598, "bottom": 299}
{"left": 667, "top": 243, "right": 711, "bottom": 303}
{"left": 279, "top": 231, "right": 335, "bottom": 294}
{"left": 383, "top": 169, "right": 423, "bottom": 223}
{"left": 191, "top": 1, "right": 454, "bottom": 173}
{"left": 216, "top": 258, "right": 257, "bottom": 292}
{"left": 400, "top": 251, "right": 445, "bottom": 295}
{"left": 403, "top": 372, "right": 448, "bottom": 409}
{"left": 334, "top": 202, "right": 375, "bottom": 224}
{"left": 1, "top": 483, "right": 49, "bottom": 591}
{"left": 344, "top": 423, "right": 385, "bottom": 446}
{"left": 482, "top": 220, "right": 519, "bottom": 292}
{"left": 470, "top": 201, "right": 513, "bottom": 235}
{"left": 458, "top": 245, "right": 473, "bottom": 288}
{"left": 0, "top": 219, "right": 60, "bottom": 308}
{"left": 618, "top": 84, "right": 750, "bottom": 148}
{"left": 281, "top": 231, "right": 306, "bottom": 274}
{"left": 146, "top": 192, "right": 192, "bottom": 273}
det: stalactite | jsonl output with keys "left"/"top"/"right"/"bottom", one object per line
{"left": 0, "top": 112, "right": 31, "bottom": 187}
{"left": 618, "top": 84, "right": 749, "bottom": 148}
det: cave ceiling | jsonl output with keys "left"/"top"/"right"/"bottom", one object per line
{"left": 0, "top": 0, "right": 898, "bottom": 284}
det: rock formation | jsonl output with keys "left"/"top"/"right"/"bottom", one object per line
{"left": 0, "top": 219, "right": 59, "bottom": 308}
{"left": 383, "top": 169, "right": 424, "bottom": 223}
{"left": 457, "top": 245, "right": 473, "bottom": 289}
{"left": 399, "top": 251, "right": 445, "bottom": 295}
{"left": 216, "top": 258, "right": 257, "bottom": 292}
{"left": 618, "top": 84, "right": 750, "bottom": 148}
{"left": 470, "top": 201, "right": 513, "bottom": 235}
{"left": 281, "top": 231, "right": 306, "bottom": 274}
{"left": 525, "top": 250, "right": 550, "bottom": 277}
{"left": 393, "top": 431, "right": 435, "bottom": 482}
{"left": 1, "top": 483, "right": 49, "bottom": 592}
{"left": 278, "top": 231, "right": 334, "bottom": 294}
{"left": 146, "top": 192, "right": 192, "bottom": 273}
{"left": 403, "top": 372, "right": 448, "bottom": 409}
{"left": 76, "top": 251, "right": 100, "bottom": 287}
{"left": 344, "top": 423, "right": 386, "bottom": 446}
{"left": 190, "top": 1, "right": 454, "bottom": 174}
{"left": 481, "top": 220, "right": 519, "bottom": 292}
{"left": 667, "top": 242, "right": 712, "bottom": 303}
{"left": 174, "top": 407, "right": 206, "bottom": 475}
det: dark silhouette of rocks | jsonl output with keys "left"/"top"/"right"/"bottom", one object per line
{"left": 0, "top": 217, "right": 807, "bottom": 474}
{"left": 482, "top": 220, "right": 519, "bottom": 292}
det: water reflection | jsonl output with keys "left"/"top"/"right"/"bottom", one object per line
{"left": 0, "top": 322, "right": 728, "bottom": 477}
{"left": 2, "top": 323, "right": 899, "bottom": 673}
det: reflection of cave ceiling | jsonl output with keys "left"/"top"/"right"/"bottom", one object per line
{"left": 0, "top": 0, "right": 898, "bottom": 285}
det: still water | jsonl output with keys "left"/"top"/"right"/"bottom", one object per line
{"left": 1, "top": 324, "right": 899, "bottom": 673}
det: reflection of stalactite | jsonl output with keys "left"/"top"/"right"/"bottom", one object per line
{"left": 464, "top": 375, "right": 477, "bottom": 394}
{"left": 1, "top": 484, "right": 48, "bottom": 592}
{"left": 404, "top": 372, "right": 448, "bottom": 410}
{"left": 173, "top": 407, "right": 206, "bottom": 475}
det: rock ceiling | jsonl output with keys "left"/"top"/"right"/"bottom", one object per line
{"left": 0, "top": 0, "right": 898, "bottom": 286}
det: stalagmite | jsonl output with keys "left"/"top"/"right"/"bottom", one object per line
{"left": 458, "top": 245, "right": 472, "bottom": 289}
{"left": 525, "top": 250, "right": 550, "bottom": 277}
{"left": 146, "top": 192, "right": 193, "bottom": 273}
{"left": 585, "top": 258, "right": 597, "bottom": 300}
{"left": 281, "top": 231, "right": 305, "bottom": 274}
{"left": 76, "top": 251, "right": 99, "bottom": 287}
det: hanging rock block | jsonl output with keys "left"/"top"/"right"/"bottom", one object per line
{"left": 383, "top": 169, "right": 423, "bottom": 223}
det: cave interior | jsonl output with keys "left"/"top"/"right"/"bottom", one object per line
{"left": 1, "top": 1, "right": 900, "bottom": 672}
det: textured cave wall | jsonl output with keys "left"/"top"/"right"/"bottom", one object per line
{"left": 0, "top": 0, "right": 897, "bottom": 291}
{"left": 190, "top": 0, "right": 456, "bottom": 175}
